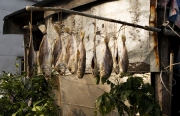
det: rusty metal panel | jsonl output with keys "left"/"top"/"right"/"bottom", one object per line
{"left": 149, "top": 0, "right": 160, "bottom": 72}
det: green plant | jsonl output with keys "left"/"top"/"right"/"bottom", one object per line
{"left": 95, "top": 73, "right": 162, "bottom": 116}
{"left": 0, "top": 64, "right": 59, "bottom": 116}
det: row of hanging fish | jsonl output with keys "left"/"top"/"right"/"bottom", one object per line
{"left": 51, "top": 23, "right": 87, "bottom": 79}
{"left": 27, "top": 21, "right": 129, "bottom": 82}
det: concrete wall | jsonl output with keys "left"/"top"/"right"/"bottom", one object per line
{"left": 43, "top": 0, "right": 151, "bottom": 115}
{"left": 0, "top": 0, "right": 37, "bottom": 73}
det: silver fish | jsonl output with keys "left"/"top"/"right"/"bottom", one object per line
{"left": 119, "top": 35, "right": 129, "bottom": 73}
{"left": 91, "top": 22, "right": 99, "bottom": 78}
{"left": 39, "top": 34, "right": 53, "bottom": 78}
{"left": 77, "top": 31, "right": 86, "bottom": 79}
{"left": 100, "top": 35, "right": 113, "bottom": 84}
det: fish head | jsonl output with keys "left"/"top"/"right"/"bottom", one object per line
{"left": 55, "top": 63, "right": 66, "bottom": 76}
{"left": 100, "top": 70, "right": 110, "bottom": 84}
{"left": 76, "top": 70, "right": 83, "bottom": 79}
{"left": 100, "top": 69, "right": 106, "bottom": 77}
{"left": 41, "top": 65, "right": 52, "bottom": 78}
{"left": 70, "top": 61, "right": 77, "bottom": 74}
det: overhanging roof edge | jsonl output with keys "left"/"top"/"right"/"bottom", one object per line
{"left": 3, "top": 0, "right": 57, "bottom": 21}
{"left": 3, "top": 0, "right": 57, "bottom": 34}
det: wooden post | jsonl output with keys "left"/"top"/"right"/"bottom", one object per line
{"left": 23, "top": 30, "right": 29, "bottom": 73}
{"left": 157, "top": 0, "right": 171, "bottom": 115}
{"left": 169, "top": 51, "right": 174, "bottom": 114}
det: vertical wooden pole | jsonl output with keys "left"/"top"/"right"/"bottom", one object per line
{"left": 157, "top": 0, "right": 171, "bottom": 115}
{"left": 169, "top": 51, "right": 174, "bottom": 114}
{"left": 155, "top": 73, "right": 162, "bottom": 110}
{"left": 23, "top": 30, "right": 29, "bottom": 73}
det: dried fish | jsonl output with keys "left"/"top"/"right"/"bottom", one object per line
{"left": 52, "top": 23, "right": 62, "bottom": 67}
{"left": 77, "top": 31, "right": 86, "bottom": 79}
{"left": 39, "top": 34, "right": 53, "bottom": 78}
{"left": 28, "top": 34, "right": 36, "bottom": 78}
{"left": 100, "top": 35, "right": 113, "bottom": 84}
{"left": 28, "top": 22, "right": 36, "bottom": 78}
{"left": 53, "top": 35, "right": 62, "bottom": 67}
{"left": 113, "top": 35, "right": 119, "bottom": 74}
{"left": 55, "top": 37, "right": 68, "bottom": 75}
{"left": 55, "top": 62, "right": 67, "bottom": 76}
{"left": 65, "top": 27, "right": 78, "bottom": 74}
{"left": 119, "top": 35, "right": 129, "bottom": 73}
{"left": 91, "top": 22, "right": 99, "bottom": 78}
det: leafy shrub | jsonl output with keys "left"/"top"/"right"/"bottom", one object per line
{"left": 0, "top": 67, "right": 59, "bottom": 116}
{"left": 95, "top": 73, "right": 162, "bottom": 116}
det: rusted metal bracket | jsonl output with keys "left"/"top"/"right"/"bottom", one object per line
{"left": 26, "top": 6, "right": 180, "bottom": 37}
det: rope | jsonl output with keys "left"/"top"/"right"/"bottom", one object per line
{"left": 159, "top": 70, "right": 172, "bottom": 96}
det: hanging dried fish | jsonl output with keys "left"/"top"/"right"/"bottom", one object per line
{"left": 39, "top": 34, "right": 53, "bottom": 78}
{"left": 61, "top": 27, "right": 72, "bottom": 65}
{"left": 65, "top": 28, "right": 78, "bottom": 74}
{"left": 77, "top": 31, "right": 86, "bottom": 79}
{"left": 28, "top": 37, "right": 36, "bottom": 77}
{"left": 55, "top": 37, "right": 68, "bottom": 75}
{"left": 52, "top": 22, "right": 62, "bottom": 67}
{"left": 53, "top": 35, "right": 62, "bottom": 66}
{"left": 91, "top": 21, "right": 99, "bottom": 79}
{"left": 55, "top": 62, "right": 67, "bottom": 76}
{"left": 100, "top": 35, "right": 113, "bottom": 84}
{"left": 113, "top": 34, "right": 119, "bottom": 74}
{"left": 119, "top": 35, "right": 129, "bottom": 73}
{"left": 28, "top": 22, "right": 36, "bottom": 78}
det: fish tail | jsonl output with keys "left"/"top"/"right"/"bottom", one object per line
{"left": 122, "top": 34, "right": 126, "bottom": 43}
{"left": 104, "top": 36, "right": 110, "bottom": 45}
{"left": 53, "top": 23, "right": 61, "bottom": 35}
{"left": 80, "top": 31, "right": 85, "bottom": 41}
{"left": 63, "top": 27, "right": 71, "bottom": 34}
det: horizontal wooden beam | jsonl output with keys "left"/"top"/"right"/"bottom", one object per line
{"left": 26, "top": 6, "right": 180, "bottom": 37}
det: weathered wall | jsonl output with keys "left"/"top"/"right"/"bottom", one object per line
{"left": 43, "top": 0, "right": 152, "bottom": 115}
{"left": 0, "top": 0, "right": 36, "bottom": 73}
{"left": 51, "top": 0, "right": 152, "bottom": 72}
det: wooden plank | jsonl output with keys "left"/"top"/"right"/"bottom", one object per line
{"left": 156, "top": 1, "right": 171, "bottom": 115}
{"left": 157, "top": 7, "right": 170, "bottom": 111}
{"left": 23, "top": 30, "right": 29, "bottom": 73}
{"left": 155, "top": 73, "right": 162, "bottom": 110}
{"left": 26, "top": 6, "right": 163, "bottom": 33}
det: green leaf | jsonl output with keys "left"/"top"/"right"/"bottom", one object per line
{"left": 32, "top": 107, "right": 36, "bottom": 111}
{"left": 35, "top": 106, "right": 43, "bottom": 111}
{"left": 95, "top": 75, "right": 100, "bottom": 85}
{"left": 95, "top": 95, "right": 103, "bottom": 109}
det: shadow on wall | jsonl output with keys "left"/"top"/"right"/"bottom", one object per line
{"left": 72, "top": 109, "right": 86, "bottom": 116}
